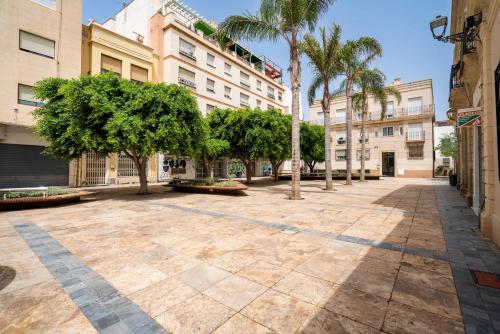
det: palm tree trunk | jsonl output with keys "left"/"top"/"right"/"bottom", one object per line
{"left": 322, "top": 85, "right": 333, "bottom": 190}
{"left": 345, "top": 81, "right": 353, "bottom": 185}
{"left": 360, "top": 109, "right": 367, "bottom": 182}
{"left": 289, "top": 35, "right": 301, "bottom": 199}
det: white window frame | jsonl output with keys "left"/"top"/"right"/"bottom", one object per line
{"left": 207, "top": 53, "right": 215, "bottom": 68}
{"left": 224, "top": 86, "right": 231, "bottom": 99}
{"left": 224, "top": 63, "right": 232, "bottom": 76}
{"left": 382, "top": 126, "right": 394, "bottom": 137}
{"left": 206, "top": 78, "right": 215, "bottom": 93}
{"left": 335, "top": 149, "right": 347, "bottom": 161}
{"left": 179, "top": 38, "right": 196, "bottom": 61}
{"left": 240, "top": 93, "right": 250, "bottom": 107}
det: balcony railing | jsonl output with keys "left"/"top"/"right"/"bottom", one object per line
{"left": 179, "top": 49, "right": 197, "bottom": 61}
{"left": 240, "top": 80, "right": 250, "bottom": 87}
{"left": 178, "top": 77, "right": 196, "bottom": 89}
{"left": 365, "top": 105, "right": 434, "bottom": 121}
{"left": 267, "top": 93, "right": 275, "bottom": 99}
{"left": 336, "top": 138, "right": 346, "bottom": 145}
{"left": 406, "top": 130, "right": 425, "bottom": 142}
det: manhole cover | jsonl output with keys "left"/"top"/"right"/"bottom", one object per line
{"left": 0, "top": 266, "right": 16, "bottom": 291}
{"left": 472, "top": 270, "right": 500, "bottom": 289}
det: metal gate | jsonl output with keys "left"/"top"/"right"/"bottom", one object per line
{"left": 118, "top": 153, "right": 150, "bottom": 177}
{"left": 85, "top": 152, "right": 106, "bottom": 185}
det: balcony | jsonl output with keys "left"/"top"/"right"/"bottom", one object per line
{"left": 364, "top": 105, "right": 434, "bottom": 121}
{"left": 179, "top": 49, "right": 197, "bottom": 61}
{"left": 178, "top": 77, "right": 196, "bottom": 89}
{"left": 337, "top": 138, "right": 346, "bottom": 145}
{"left": 406, "top": 130, "right": 425, "bottom": 142}
{"left": 267, "top": 93, "right": 276, "bottom": 100}
{"left": 240, "top": 80, "right": 250, "bottom": 88}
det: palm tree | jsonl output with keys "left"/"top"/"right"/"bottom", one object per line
{"left": 301, "top": 24, "right": 341, "bottom": 191}
{"left": 336, "top": 37, "right": 382, "bottom": 185}
{"left": 351, "top": 68, "right": 401, "bottom": 181}
{"left": 217, "top": 0, "right": 335, "bottom": 200}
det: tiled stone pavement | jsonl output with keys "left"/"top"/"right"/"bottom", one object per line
{"left": 1, "top": 178, "right": 499, "bottom": 333}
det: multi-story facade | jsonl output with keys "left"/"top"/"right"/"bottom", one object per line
{"left": 434, "top": 120, "right": 455, "bottom": 175}
{"left": 447, "top": 0, "right": 500, "bottom": 246}
{"left": 99, "top": 0, "right": 289, "bottom": 180}
{"left": 0, "top": 0, "right": 81, "bottom": 188}
{"left": 309, "top": 79, "right": 435, "bottom": 177}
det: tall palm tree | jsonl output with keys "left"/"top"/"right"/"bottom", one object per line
{"left": 217, "top": 0, "right": 335, "bottom": 200}
{"left": 301, "top": 24, "right": 341, "bottom": 191}
{"left": 351, "top": 68, "right": 401, "bottom": 181}
{"left": 336, "top": 38, "right": 382, "bottom": 185}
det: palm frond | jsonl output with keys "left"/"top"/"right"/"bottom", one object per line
{"left": 307, "top": 74, "right": 323, "bottom": 106}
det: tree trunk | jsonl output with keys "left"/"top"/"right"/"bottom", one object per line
{"left": 306, "top": 161, "right": 315, "bottom": 174}
{"left": 360, "top": 100, "right": 367, "bottom": 182}
{"left": 322, "top": 84, "right": 333, "bottom": 190}
{"left": 271, "top": 160, "right": 282, "bottom": 181}
{"left": 208, "top": 160, "right": 215, "bottom": 180}
{"left": 137, "top": 160, "right": 149, "bottom": 195}
{"left": 289, "top": 35, "right": 301, "bottom": 199}
{"left": 244, "top": 161, "right": 252, "bottom": 183}
{"left": 345, "top": 81, "right": 353, "bottom": 185}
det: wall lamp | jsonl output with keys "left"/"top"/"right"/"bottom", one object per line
{"left": 430, "top": 13, "right": 482, "bottom": 53}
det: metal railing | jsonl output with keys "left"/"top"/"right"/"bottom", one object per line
{"left": 366, "top": 104, "right": 434, "bottom": 121}
{"left": 406, "top": 130, "right": 425, "bottom": 141}
{"left": 178, "top": 77, "right": 196, "bottom": 89}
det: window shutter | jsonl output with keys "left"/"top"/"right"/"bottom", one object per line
{"left": 20, "top": 31, "right": 55, "bottom": 58}
{"left": 101, "top": 55, "right": 122, "bottom": 76}
{"left": 131, "top": 65, "right": 148, "bottom": 83}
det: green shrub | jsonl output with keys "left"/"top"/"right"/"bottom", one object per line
{"left": 2, "top": 187, "right": 78, "bottom": 199}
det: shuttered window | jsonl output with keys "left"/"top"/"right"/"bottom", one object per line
{"left": 178, "top": 67, "right": 196, "bottom": 88}
{"left": 19, "top": 30, "right": 55, "bottom": 59}
{"left": 240, "top": 93, "right": 249, "bottom": 107}
{"left": 101, "top": 54, "right": 122, "bottom": 77}
{"left": 18, "top": 84, "right": 44, "bottom": 107}
{"left": 131, "top": 65, "right": 148, "bottom": 84}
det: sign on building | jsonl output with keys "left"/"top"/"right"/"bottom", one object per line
{"left": 458, "top": 107, "right": 482, "bottom": 127}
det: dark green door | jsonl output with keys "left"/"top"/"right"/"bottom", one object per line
{"left": 382, "top": 152, "right": 395, "bottom": 176}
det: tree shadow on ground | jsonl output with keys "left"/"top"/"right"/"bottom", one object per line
{"left": 0, "top": 266, "right": 16, "bottom": 292}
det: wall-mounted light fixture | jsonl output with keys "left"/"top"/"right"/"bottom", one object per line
{"left": 430, "top": 13, "right": 482, "bottom": 54}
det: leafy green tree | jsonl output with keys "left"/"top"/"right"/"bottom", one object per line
{"left": 336, "top": 37, "right": 382, "bottom": 184}
{"left": 263, "top": 109, "right": 292, "bottom": 181}
{"left": 200, "top": 117, "right": 230, "bottom": 180}
{"left": 436, "top": 133, "right": 457, "bottom": 159}
{"left": 33, "top": 73, "right": 204, "bottom": 194}
{"left": 208, "top": 108, "right": 269, "bottom": 183}
{"left": 302, "top": 23, "right": 341, "bottom": 190}
{"left": 352, "top": 68, "right": 401, "bottom": 181}
{"left": 217, "top": 0, "right": 335, "bottom": 199}
{"left": 300, "top": 122, "right": 325, "bottom": 173}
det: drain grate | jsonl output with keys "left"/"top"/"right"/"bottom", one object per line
{"left": 472, "top": 270, "right": 500, "bottom": 289}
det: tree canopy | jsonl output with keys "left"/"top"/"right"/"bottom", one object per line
{"left": 33, "top": 73, "right": 205, "bottom": 194}
{"left": 436, "top": 133, "right": 457, "bottom": 159}
{"left": 300, "top": 122, "right": 325, "bottom": 173}
{"left": 262, "top": 109, "right": 291, "bottom": 181}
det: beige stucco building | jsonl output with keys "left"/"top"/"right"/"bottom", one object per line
{"left": 447, "top": 0, "right": 500, "bottom": 246}
{"left": 309, "top": 79, "right": 435, "bottom": 178}
{"left": 0, "top": 0, "right": 81, "bottom": 188}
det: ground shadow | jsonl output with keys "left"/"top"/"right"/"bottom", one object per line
{"left": 0, "top": 266, "right": 16, "bottom": 291}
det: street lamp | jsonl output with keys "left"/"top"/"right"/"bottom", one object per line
{"left": 446, "top": 108, "right": 455, "bottom": 121}
{"left": 430, "top": 16, "right": 448, "bottom": 41}
{"left": 429, "top": 13, "right": 482, "bottom": 52}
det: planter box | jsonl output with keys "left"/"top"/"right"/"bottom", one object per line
{"left": 165, "top": 180, "right": 248, "bottom": 195}
{"left": 0, "top": 193, "right": 81, "bottom": 211}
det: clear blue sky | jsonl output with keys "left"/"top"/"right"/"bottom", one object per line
{"left": 82, "top": 0, "right": 453, "bottom": 121}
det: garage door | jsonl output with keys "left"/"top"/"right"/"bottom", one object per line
{"left": 0, "top": 144, "right": 69, "bottom": 188}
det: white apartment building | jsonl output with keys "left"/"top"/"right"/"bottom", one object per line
{"left": 101, "top": 0, "right": 289, "bottom": 180}
{"left": 0, "top": 0, "right": 82, "bottom": 188}
{"left": 309, "top": 79, "right": 435, "bottom": 178}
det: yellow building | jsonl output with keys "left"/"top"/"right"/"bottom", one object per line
{"left": 0, "top": 0, "right": 81, "bottom": 188}
{"left": 447, "top": 0, "right": 500, "bottom": 246}
{"left": 72, "top": 22, "right": 158, "bottom": 187}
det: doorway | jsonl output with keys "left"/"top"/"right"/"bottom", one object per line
{"left": 382, "top": 152, "right": 395, "bottom": 176}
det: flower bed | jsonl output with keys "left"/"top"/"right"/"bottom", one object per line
{"left": 0, "top": 188, "right": 81, "bottom": 211}
{"left": 165, "top": 179, "right": 248, "bottom": 194}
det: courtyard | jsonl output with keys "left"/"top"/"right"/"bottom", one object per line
{"left": 1, "top": 178, "right": 499, "bottom": 333}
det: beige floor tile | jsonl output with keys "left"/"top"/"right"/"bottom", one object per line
{"left": 401, "top": 253, "right": 452, "bottom": 277}
{"left": 177, "top": 263, "right": 231, "bottom": 291}
{"left": 155, "top": 294, "right": 235, "bottom": 334}
{"left": 204, "top": 275, "right": 267, "bottom": 311}
{"left": 213, "top": 313, "right": 274, "bottom": 334}
{"left": 241, "top": 289, "right": 315, "bottom": 333}
{"left": 382, "top": 301, "right": 465, "bottom": 334}
{"left": 237, "top": 261, "right": 291, "bottom": 287}
{"left": 273, "top": 271, "right": 333, "bottom": 305}
{"left": 398, "top": 265, "right": 456, "bottom": 294}
{"left": 299, "top": 307, "right": 379, "bottom": 334}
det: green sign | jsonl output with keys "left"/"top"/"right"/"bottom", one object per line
{"left": 458, "top": 109, "right": 481, "bottom": 127}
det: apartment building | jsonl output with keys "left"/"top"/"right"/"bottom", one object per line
{"left": 434, "top": 120, "right": 455, "bottom": 174}
{"left": 101, "top": 0, "right": 289, "bottom": 180}
{"left": 309, "top": 79, "right": 435, "bottom": 178}
{"left": 72, "top": 21, "right": 158, "bottom": 187}
{"left": 446, "top": 0, "right": 500, "bottom": 245}
{"left": 0, "top": 0, "right": 81, "bottom": 188}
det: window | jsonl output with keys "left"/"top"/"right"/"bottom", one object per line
{"left": 240, "top": 93, "right": 249, "bottom": 107}
{"left": 278, "top": 91, "right": 283, "bottom": 101}
{"left": 118, "top": 153, "right": 149, "bottom": 177}
{"left": 224, "top": 86, "right": 231, "bottom": 99}
{"left": 267, "top": 104, "right": 274, "bottom": 110}
{"left": 206, "top": 78, "right": 215, "bottom": 93}
{"left": 19, "top": 30, "right": 55, "bottom": 59}
{"left": 256, "top": 99, "right": 262, "bottom": 108}
{"left": 207, "top": 53, "right": 215, "bottom": 67}
{"left": 399, "top": 126, "right": 403, "bottom": 136}
{"left": 382, "top": 126, "right": 394, "bottom": 137}
{"left": 206, "top": 104, "right": 215, "bottom": 113}
{"left": 101, "top": 54, "right": 122, "bottom": 77}
{"left": 385, "top": 101, "right": 394, "bottom": 118}
{"left": 240, "top": 72, "right": 250, "bottom": 87}
{"left": 356, "top": 149, "right": 370, "bottom": 160}
{"left": 358, "top": 129, "right": 369, "bottom": 143}
{"left": 166, "top": 158, "right": 187, "bottom": 174}
{"left": 408, "top": 97, "right": 423, "bottom": 115}
{"left": 374, "top": 128, "right": 379, "bottom": 138}
{"left": 408, "top": 144, "right": 424, "bottom": 159}
{"left": 179, "top": 38, "right": 196, "bottom": 61}
{"left": 178, "top": 67, "right": 196, "bottom": 89}
{"left": 267, "top": 86, "right": 275, "bottom": 99}
{"left": 224, "top": 63, "right": 232, "bottom": 76}
{"left": 31, "top": 0, "right": 56, "bottom": 10}
{"left": 196, "top": 160, "right": 207, "bottom": 178}
{"left": 130, "top": 65, "right": 148, "bottom": 85}
{"left": 336, "top": 130, "right": 346, "bottom": 145}
{"left": 335, "top": 150, "right": 346, "bottom": 161}
{"left": 18, "top": 84, "right": 43, "bottom": 107}
{"left": 443, "top": 158, "right": 450, "bottom": 167}
{"left": 335, "top": 109, "right": 346, "bottom": 123}
{"left": 256, "top": 80, "right": 262, "bottom": 91}
{"left": 407, "top": 123, "right": 424, "bottom": 140}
